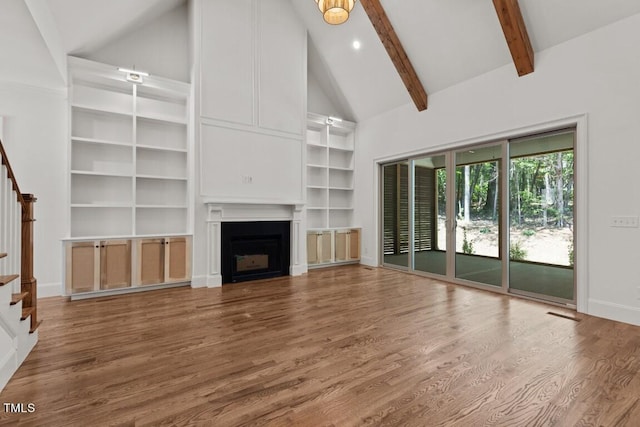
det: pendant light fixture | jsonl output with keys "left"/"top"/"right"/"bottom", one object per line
{"left": 315, "top": 0, "right": 356, "bottom": 25}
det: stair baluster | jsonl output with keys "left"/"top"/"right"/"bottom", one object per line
{"left": 0, "top": 137, "right": 38, "bottom": 392}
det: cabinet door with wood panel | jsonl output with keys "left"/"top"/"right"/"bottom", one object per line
{"left": 100, "top": 240, "right": 131, "bottom": 290}
{"left": 307, "top": 232, "right": 319, "bottom": 265}
{"left": 334, "top": 228, "right": 361, "bottom": 262}
{"left": 349, "top": 229, "right": 361, "bottom": 260}
{"left": 320, "top": 231, "right": 333, "bottom": 263}
{"left": 307, "top": 231, "right": 334, "bottom": 265}
{"left": 137, "top": 238, "right": 165, "bottom": 286}
{"left": 335, "top": 230, "right": 349, "bottom": 262}
{"left": 66, "top": 239, "right": 133, "bottom": 294}
{"left": 164, "top": 236, "right": 190, "bottom": 283}
{"left": 65, "top": 241, "right": 100, "bottom": 294}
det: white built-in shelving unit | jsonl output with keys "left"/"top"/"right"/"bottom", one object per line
{"left": 306, "top": 113, "right": 360, "bottom": 268}
{"left": 65, "top": 57, "right": 192, "bottom": 298}
{"left": 68, "top": 56, "right": 190, "bottom": 239}
{"left": 306, "top": 113, "right": 356, "bottom": 230}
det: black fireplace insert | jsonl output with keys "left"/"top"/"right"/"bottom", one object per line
{"left": 221, "top": 221, "right": 290, "bottom": 283}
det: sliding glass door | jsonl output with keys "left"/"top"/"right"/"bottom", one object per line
{"left": 379, "top": 128, "right": 576, "bottom": 305}
{"left": 454, "top": 145, "right": 502, "bottom": 286}
{"left": 413, "top": 155, "right": 447, "bottom": 275}
{"left": 508, "top": 131, "right": 575, "bottom": 302}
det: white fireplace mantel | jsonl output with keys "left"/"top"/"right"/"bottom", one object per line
{"left": 204, "top": 199, "right": 306, "bottom": 287}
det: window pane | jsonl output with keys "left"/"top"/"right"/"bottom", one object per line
{"left": 414, "top": 155, "right": 446, "bottom": 275}
{"left": 455, "top": 145, "right": 502, "bottom": 287}
{"left": 509, "top": 132, "right": 574, "bottom": 301}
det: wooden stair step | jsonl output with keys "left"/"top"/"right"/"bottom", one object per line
{"left": 11, "top": 292, "right": 29, "bottom": 306}
{"left": 0, "top": 252, "right": 7, "bottom": 258}
{"left": 30, "top": 320, "right": 42, "bottom": 334}
{"left": 21, "top": 307, "right": 33, "bottom": 321}
{"left": 0, "top": 274, "right": 19, "bottom": 286}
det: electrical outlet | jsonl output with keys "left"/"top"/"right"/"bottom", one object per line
{"left": 241, "top": 175, "right": 253, "bottom": 184}
{"left": 610, "top": 216, "right": 639, "bottom": 228}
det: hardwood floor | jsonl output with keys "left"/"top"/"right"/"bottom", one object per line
{"left": 1, "top": 265, "right": 640, "bottom": 426}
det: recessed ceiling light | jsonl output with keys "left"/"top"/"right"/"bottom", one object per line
{"left": 352, "top": 40, "right": 361, "bottom": 50}
{"left": 118, "top": 67, "right": 149, "bottom": 84}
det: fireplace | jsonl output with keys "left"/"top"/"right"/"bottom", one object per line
{"left": 221, "top": 221, "right": 290, "bottom": 283}
{"left": 203, "top": 201, "right": 305, "bottom": 287}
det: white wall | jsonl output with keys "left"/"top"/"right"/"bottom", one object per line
{"left": 192, "top": 0, "right": 307, "bottom": 285}
{"left": 308, "top": 70, "right": 342, "bottom": 118}
{"left": 83, "top": 2, "right": 190, "bottom": 83}
{"left": 355, "top": 13, "right": 640, "bottom": 326}
{"left": 0, "top": 0, "right": 64, "bottom": 90}
{"left": 197, "top": 0, "right": 305, "bottom": 203}
{"left": 306, "top": 40, "right": 354, "bottom": 121}
{"left": 0, "top": 82, "right": 67, "bottom": 297}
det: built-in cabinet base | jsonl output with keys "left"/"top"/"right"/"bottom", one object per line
{"left": 64, "top": 235, "right": 191, "bottom": 298}
{"left": 307, "top": 228, "right": 360, "bottom": 268}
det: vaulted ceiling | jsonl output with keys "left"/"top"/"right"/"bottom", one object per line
{"left": 293, "top": 0, "right": 640, "bottom": 121}
{"left": 1, "top": 0, "right": 640, "bottom": 123}
{"left": 47, "top": 0, "right": 184, "bottom": 55}
{"left": 0, "top": 0, "right": 62, "bottom": 88}
{"left": 0, "top": 0, "right": 183, "bottom": 88}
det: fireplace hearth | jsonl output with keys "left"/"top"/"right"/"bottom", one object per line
{"left": 221, "top": 221, "right": 290, "bottom": 283}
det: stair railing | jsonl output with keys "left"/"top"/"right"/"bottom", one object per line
{"left": 0, "top": 138, "right": 38, "bottom": 332}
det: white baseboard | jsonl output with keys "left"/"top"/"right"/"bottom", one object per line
{"left": 290, "top": 264, "right": 308, "bottom": 276}
{"left": 360, "top": 256, "right": 377, "bottom": 267}
{"left": 38, "top": 282, "right": 62, "bottom": 298}
{"left": 588, "top": 299, "right": 640, "bottom": 327}
{"left": 190, "top": 276, "right": 208, "bottom": 288}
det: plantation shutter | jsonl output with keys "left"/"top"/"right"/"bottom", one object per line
{"left": 383, "top": 165, "right": 398, "bottom": 255}
{"left": 383, "top": 164, "right": 409, "bottom": 255}
{"left": 383, "top": 163, "right": 435, "bottom": 256}
{"left": 398, "top": 164, "right": 409, "bottom": 254}
{"left": 414, "top": 166, "right": 436, "bottom": 251}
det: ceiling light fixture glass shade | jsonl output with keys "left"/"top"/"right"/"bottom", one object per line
{"left": 315, "top": 0, "right": 356, "bottom": 25}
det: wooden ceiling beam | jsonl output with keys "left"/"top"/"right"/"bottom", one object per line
{"left": 360, "top": 0, "right": 428, "bottom": 111}
{"left": 492, "top": 0, "right": 534, "bottom": 76}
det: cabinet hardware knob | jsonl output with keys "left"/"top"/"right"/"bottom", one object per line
{"left": 95, "top": 245, "right": 99, "bottom": 248}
